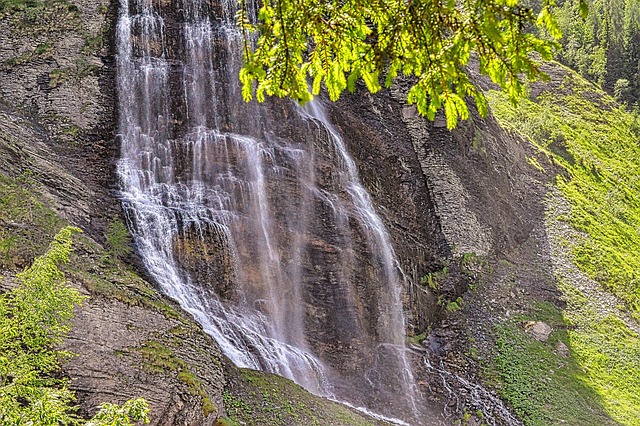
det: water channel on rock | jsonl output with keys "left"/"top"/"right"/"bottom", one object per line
{"left": 116, "top": 0, "right": 426, "bottom": 422}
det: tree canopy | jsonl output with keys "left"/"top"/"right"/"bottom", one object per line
{"left": 554, "top": 0, "right": 640, "bottom": 105}
{"left": 238, "top": 0, "right": 583, "bottom": 128}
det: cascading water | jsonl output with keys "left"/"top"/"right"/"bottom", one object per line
{"left": 116, "top": 0, "right": 426, "bottom": 422}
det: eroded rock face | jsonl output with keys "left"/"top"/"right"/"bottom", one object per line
{"left": 64, "top": 291, "right": 226, "bottom": 425}
{"left": 328, "top": 80, "right": 550, "bottom": 333}
{"left": 326, "top": 83, "right": 565, "bottom": 424}
{"left": 0, "top": 0, "right": 118, "bottom": 234}
{"left": 327, "top": 92, "right": 451, "bottom": 334}
{"left": 332, "top": 83, "right": 540, "bottom": 260}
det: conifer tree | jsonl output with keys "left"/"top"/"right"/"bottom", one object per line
{"left": 238, "top": 0, "right": 582, "bottom": 128}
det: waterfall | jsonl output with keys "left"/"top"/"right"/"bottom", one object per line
{"left": 116, "top": 0, "right": 424, "bottom": 422}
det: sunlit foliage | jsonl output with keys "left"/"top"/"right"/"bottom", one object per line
{"left": 238, "top": 0, "right": 578, "bottom": 128}
{"left": 0, "top": 227, "right": 150, "bottom": 426}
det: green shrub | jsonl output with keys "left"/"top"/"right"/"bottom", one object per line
{"left": 105, "top": 217, "right": 133, "bottom": 261}
{"left": 0, "top": 227, "right": 150, "bottom": 425}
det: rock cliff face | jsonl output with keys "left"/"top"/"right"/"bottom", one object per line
{"left": 0, "top": 1, "right": 225, "bottom": 423}
{"left": 1, "top": 1, "right": 625, "bottom": 426}
{"left": 111, "top": 1, "right": 449, "bottom": 422}
{"left": 327, "top": 80, "right": 551, "bottom": 333}
{"left": 0, "top": 0, "right": 117, "bottom": 231}
{"left": 327, "top": 84, "right": 560, "bottom": 424}
{"left": 0, "top": 2, "right": 402, "bottom": 424}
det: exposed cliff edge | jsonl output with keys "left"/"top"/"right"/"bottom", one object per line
{"left": 1, "top": 1, "right": 638, "bottom": 426}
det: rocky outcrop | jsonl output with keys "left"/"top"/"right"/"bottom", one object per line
{"left": 328, "top": 80, "right": 548, "bottom": 336}
{"left": 63, "top": 280, "right": 227, "bottom": 425}
{"left": 173, "top": 222, "right": 237, "bottom": 301}
{"left": 0, "top": 0, "right": 118, "bottom": 234}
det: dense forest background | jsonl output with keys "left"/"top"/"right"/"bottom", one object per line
{"left": 544, "top": 0, "right": 640, "bottom": 105}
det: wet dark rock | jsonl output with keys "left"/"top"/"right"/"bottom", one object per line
{"left": 173, "top": 222, "right": 237, "bottom": 301}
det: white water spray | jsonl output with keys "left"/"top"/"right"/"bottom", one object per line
{"left": 116, "top": 0, "right": 423, "bottom": 421}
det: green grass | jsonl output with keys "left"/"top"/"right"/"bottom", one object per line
{"left": 488, "top": 77, "right": 640, "bottom": 316}
{"left": 215, "top": 418, "right": 240, "bottom": 426}
{"left": 487, "top": 68, "right": 640, "bottom": 425}
{"left": 0, "top": 0, "right": 41, "bottom": 13}
{"left": 223, "top": 369, "right": 382, "bottom": 426}
{"left": 0, "top": 0, "right": 78, "bottom": 28}
{"left": 68, "top": 260, "right": 187, "bottom": 322}
{"left": 81, "top": 32, "right": 103, "bottom": 55}
{"left": 139, "top": 340, "right": 185, "bottom": 373}
{"left": 490, "top": 303, "right": 613, "bottom": 425}
{"left": 178, "top": 370, "right": 217, "bottom": 416}
{"left": 562, "top": 286, "right": 640, "bottom": 424}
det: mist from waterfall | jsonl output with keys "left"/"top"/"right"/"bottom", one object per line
{"left": 115, "top": 0, "right": 425, "bottom": 422}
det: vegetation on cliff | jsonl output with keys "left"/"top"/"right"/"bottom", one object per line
{"left": 490, "top": 70, "right": 640, "bottom": 318}
{"left": 486, "top": 67, "right": 640, "bottom": 425}
{"left": 0, "top": 226, "right": 149, "bottom": 425}
{"left": 0, "top": 164, "right": 223, "bottom": 422}
{"left": 3, "top": 0, "right": 640, "bottom": 424}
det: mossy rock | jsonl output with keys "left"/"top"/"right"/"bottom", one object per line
{"left": 222, "top": 368, "right": 390, "bottom": 426}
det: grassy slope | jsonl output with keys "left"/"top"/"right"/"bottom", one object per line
{"left": 486, "top": 66, "right": 640, "bottom": 425}
{"left": 221, "top": 369, "right": 387, "bottom": 426}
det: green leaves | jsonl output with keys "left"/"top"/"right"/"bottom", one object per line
{"left": 238, "top": 0, "right": 565, "bottom": 128}
{"left": 104, "top": 217, "right": 132, "bottom": 262}
{"left": 86, "top": 399, "right": 150, "bottom": 426}
{"left": 578, "top": 0, "right": 589, "bottom": 19}
{"left": 538, "top": 5, "right": 563, "bottom": 39}
{"left": 0, "top": 226, "right": 83, "bottom": 425}
{"left": 0, "top": 227, "right": 150, "bottom": 426}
